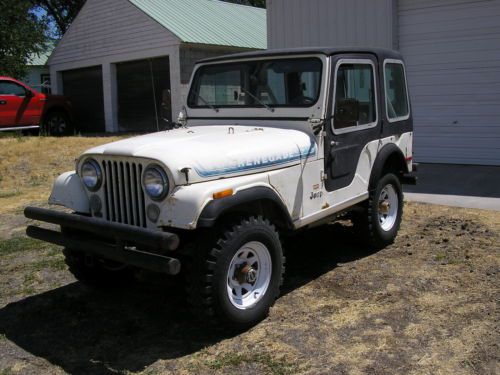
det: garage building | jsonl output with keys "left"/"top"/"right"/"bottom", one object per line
{"left": 267, "top": 0, "right": 500, "bottom": 165}
{"left": 48, "top": 0, "right": 266, "bottom": 133}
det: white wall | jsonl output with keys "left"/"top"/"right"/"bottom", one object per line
{"left": 49, "top": 0, "right": 183, "bottom": 132}
{"left": 24, "top": 66, "right": 50, "bottom": 91}
{"left": 398, "top": 0, "right": 500, "bottom": 165}
{"left": 267, "top": 0, "right": 397, "bottom": 49}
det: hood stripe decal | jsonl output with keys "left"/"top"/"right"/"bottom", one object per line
{"left": 194, "top": 144, "right": 317, "bottom": 177}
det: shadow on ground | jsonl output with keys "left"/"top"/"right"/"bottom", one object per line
{"left": 0, "top": 223, "right": 374, "bottom": 375}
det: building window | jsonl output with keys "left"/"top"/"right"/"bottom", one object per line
{"left": 384, "top": 61, "right": 409, "bottom": 121}
{"left": 40, "top": 74, "right": 51, "bottom": 94}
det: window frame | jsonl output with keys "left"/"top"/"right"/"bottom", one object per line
{"left": 187, "top": 57, "right": 324, "bottom": 109}
{"left": 383, "top": 59, "right": 411, "bottom": 123}
{"left": 0, "top": 80, "right": 28, "bottom": 97}
{"left": 331, "top": 59, "right": 379, "bottom": 135}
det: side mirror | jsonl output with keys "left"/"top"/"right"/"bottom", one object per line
{"left": 25, "top": 89, "right": 34, "bottom": 98}
{"left": 335, "top": 98, "right": 359, "bottom": 127}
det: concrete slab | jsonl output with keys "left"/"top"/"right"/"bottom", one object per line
{"left": 404, "top": 193, "right": 500, "bottom": 211}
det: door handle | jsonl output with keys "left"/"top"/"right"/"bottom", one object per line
{"left": 330, "top": 141, "right": 340, "bottom": 147}
{"left": 0, "top": 100, "right": 7, "bottom": 105}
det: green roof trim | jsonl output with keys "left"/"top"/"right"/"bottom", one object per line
{"left": 128, "top": 0, "right": 267, "bottom": 49}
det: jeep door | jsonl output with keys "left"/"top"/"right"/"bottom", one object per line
{"left": 324, "top": 54, "right": 382, "bottom": 192}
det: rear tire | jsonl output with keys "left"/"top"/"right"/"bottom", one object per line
{"left": 43, "top": 111, "right": 72, "bottom": 136}
{"left": 185, "top": 216, "right": 285, "bottom": 328}
{"left": 353, "top": 173, "right": 403, "bottom": 248}
{"left": 63, "top": 248, "right": 134, "bottom": 288}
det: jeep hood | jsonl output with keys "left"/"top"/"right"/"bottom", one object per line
{"left": 82, "top": 125, "right": 317, "bottom": 185}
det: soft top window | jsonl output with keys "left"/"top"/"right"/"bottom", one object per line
{"left": 188, "top": 57, "right": 322, "bottom": 109}
{"left": 384, "top": 62, "right": 409, "bottom": 121}
{"left": 333, "top": 61, "right": 377, "bottom": 131}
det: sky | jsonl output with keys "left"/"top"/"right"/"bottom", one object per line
{"left": 32, "top": 6, "right": 58, "bottom": 38}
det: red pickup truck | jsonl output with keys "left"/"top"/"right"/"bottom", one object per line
{"left": 0, "top": 77, "right": 73, "bottom": 135}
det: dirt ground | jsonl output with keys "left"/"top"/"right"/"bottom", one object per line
{"left": 0, "top": 136, "right": 498, "bottom": 375}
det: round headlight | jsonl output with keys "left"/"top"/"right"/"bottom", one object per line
{"left": 81, "top": 159, "right": 102, "bottom": 191}
{"left": 143, "top": 165, "right": 169, "bottom": 200}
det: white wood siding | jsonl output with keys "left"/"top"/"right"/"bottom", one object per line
{"left": 267, "top": 0, "right": 396, "bottom": 49}
{"left": 49, "top": 0, "right": 180, "bottom": 66}
{"left": 399, "top": 0, "right": 500, "bottom": 165}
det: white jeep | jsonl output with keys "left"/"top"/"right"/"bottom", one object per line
{"left": 26, "top": 47, "right": 416, "bottom": 327}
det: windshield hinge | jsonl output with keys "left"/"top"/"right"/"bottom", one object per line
{"left": 309, "top": 118, "right": 323, "bottom": 135}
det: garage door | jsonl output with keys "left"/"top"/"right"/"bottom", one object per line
{"left": 116, "top": 57, "right": 171, "bottom": 132}
{"left": 62, "top": 66, "right": 105, "bottom": 133}
{"left": 398, "top": 0, "right": 500, "bottom": 165}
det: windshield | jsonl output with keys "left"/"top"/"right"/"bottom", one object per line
{"left": 188, "top": 57, "right": 322, "bottom": 109}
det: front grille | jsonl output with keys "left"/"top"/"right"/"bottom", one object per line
{"left": 101, "top": 159, "right": 147, "bottom": 227}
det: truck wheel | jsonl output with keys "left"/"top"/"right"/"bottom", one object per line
{"left": 43, "top": 111, "right": 72, "bottom": 136}
{"left": 353, "top": 173, "right": 403, "bottom": 248}
{"left": 186, "top": 216, "right": 285, "bottom": 328}
{"left": 63, "top": 248, "right": 134, "bottom": 288}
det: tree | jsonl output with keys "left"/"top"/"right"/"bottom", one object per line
{"left": 0, "top": 0, "right": 48, "bottom": 78}
{"left": 222, "top": 0, "right": 266, "bottom": 8}
{"left": 32, "top": 0, "right": 86, "bottom": 37}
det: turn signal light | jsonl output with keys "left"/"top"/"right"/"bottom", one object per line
{"left": 213, "top": 189, "right": 233, "bottom": 200}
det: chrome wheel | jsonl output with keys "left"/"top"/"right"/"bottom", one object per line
{"left": 378, "top": 184, "right": 398, "bottom": 231}
{"left": 226, "top": 241, "right": 272, "bottom": 310}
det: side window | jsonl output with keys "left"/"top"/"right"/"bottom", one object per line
{"left": 0, "top": 81, "right": 27, "bottom": 96}
{"left": 384, "top": 62, "right": 409, "bottom": 121}
{"left": 334, "top": 62, "right": 377, "bottom": 130}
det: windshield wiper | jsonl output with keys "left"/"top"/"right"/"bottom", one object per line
{"left": 195, "top": 93, "right": 219, "bottom": 112}
{"left": 241, "top": 88, "right": 275, "bottom": 112}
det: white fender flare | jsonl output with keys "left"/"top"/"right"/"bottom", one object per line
{"left": 48, "top": 171, "right": 90, "bottom": 213}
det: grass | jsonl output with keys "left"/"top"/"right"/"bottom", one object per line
{"left": 0, "top": 134, "right": 499, "bottom": 375}
{"left": 0, "top": 135, "right": 126, "bottom": 215}
{"left": 0, "top": 236, "right": 49, "bottom": 256}
{"left": 0, "top": 236, "right": 65, "bottom": 296}
{"left": 0, "top": 190, "right": 21, "bottom": 199}
{"left": 206, "top": 352, "right": 297, "bottom": 374}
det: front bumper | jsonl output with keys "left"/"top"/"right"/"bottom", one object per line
{"left": 24, "top": 206, "right": 181, "bottom": 275}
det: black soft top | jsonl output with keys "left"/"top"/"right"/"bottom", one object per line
{"left": 198, "top": 46, "right": 404, "bottom": 64}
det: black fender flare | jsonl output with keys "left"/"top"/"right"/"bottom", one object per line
{"left": 197, "top": 186, "right": 294, "bottom": 229}
{"left": 369, "top": 143, "right": 409, "bottom": 191}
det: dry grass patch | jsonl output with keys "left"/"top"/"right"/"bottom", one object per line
{"left": 0, "top": 135, "right": 126, "bottom": 214}
{"left": 0, "top": 133, "right": 498, "bottom": 374}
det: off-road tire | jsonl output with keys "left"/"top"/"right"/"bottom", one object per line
{"left": 63, "top": 248, "right": 134, "bottom": 288}
{"left": 353, "top": 173, "right": 403, "bottom": 248}
{"left": 185, "top": 216, "right": 285, "bottom": 328}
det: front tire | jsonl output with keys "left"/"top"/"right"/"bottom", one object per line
{"left": 353, "top": 173, "right": 403, "bottom": 248}
{"left": 186, "top": 216, "right": 285, "bottom": 328}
